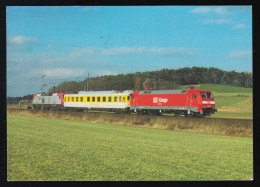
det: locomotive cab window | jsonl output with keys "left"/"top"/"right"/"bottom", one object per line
{"left": 200, "top": 92, "right": 207, "bottom": 98}
{"left": 207, "top": 93, "right": 214, "bottom": 98}
{"left": 192, "top": 94, "right": 196, "bottom": 98}
{"left": 200, "top": 92, "right": 214, "bottom": 98}
{"left": 128, "top": 96, "right": 131, "bottom": 101}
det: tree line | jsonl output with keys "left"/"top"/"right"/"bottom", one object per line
{"left": 48, "top": 66, "right": 252, "bottom": 94}
{"left": 7, "top": 94, "right": 34, "bottom": 105}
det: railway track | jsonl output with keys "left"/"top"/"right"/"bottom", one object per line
{"left": 7, "top": 108, "right": 253, "bottom": 137}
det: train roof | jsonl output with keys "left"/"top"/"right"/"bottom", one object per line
{"left": 138, "top": 89, "right": 188, "bottom": 94}
{"left": 65, "top": 90, "right": 133, "bottom": 96}
{"left": 137, "top": 89, "right": 212, "bottom": 94}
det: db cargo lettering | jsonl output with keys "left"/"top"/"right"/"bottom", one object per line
{"left": 153, "top": 97, "right": 168, "bottom": 103}
{"left": 159, "top": 98, "right": 168, "bottom": 103}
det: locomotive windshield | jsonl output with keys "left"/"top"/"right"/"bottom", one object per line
{"left": 200, "top": 92, "right": 214, "bottom": 98}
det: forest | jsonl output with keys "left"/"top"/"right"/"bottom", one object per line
{"left": 48, "top": 66, "right": 253, "bottom": 94}
{"left": 7, "top": 66, "right": 253, "bottom": 104}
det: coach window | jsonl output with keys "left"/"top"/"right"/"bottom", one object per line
{"left": 76, "top": 97, "right": 78, "bottom": 102}
{"left": 122, "top": 97, "right": 125, "bottom": 103}
{"left": 119, "top": 96, "right": 122, "bottom": 102}
{"left": 68, "top": 97, "right": 70, "bottom": 102}
{"left": 92, "top": 97, "right": 95, "bottom": 102}
{"left": 87, "top": 97, "right": 90, "bottom": 102}
{"left": 114, "top": 96, "right": 118, "bottom": 102}
{"left": 192, "top": 94, "right": 196, "bottom": 98}
{"left": 80, "top": 97, "right": 83, "bottom": 102}
{"left": 108, "top": 96, "right": 112, "bottom": 102}
{"left": 128, "top": 96, "right": 131, "bottom": 101}
{"left": 97, "top": 97, "right": 100, "bottom": 102}
{"left": 103, "top": 96, "right": 106, "bottom": 102}
{"left": 72, "top": 97, "right": 74, "bottom": 102}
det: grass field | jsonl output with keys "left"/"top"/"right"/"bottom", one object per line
{"left": 189, "top": 84, "right": 253, "bottom": 119}
{"left": 189, "top": 84, "right": 253, "bottom": 97}
{"left": 7, "top": 114, "right": 253, "bottom": 181}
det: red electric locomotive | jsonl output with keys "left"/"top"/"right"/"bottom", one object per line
{"left": 130, "top": 86, "right": 217, "bottom": 117}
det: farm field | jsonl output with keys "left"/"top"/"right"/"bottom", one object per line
{"left": 7, "top": 114, "right": 253, "bottom": 181}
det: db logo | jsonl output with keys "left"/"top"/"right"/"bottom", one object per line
{"left": 153, "top": 97, "right": 158, "bottom": 103}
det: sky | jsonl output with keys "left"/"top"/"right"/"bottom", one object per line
{"left": 6, "top": 6, "right": 252, "bottom": 97}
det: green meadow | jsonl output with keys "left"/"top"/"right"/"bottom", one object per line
{"left": 181, "top": 84, "right": 253, "bottom": 119}
{"left": 7, "top": 114, "right": 253, "bottom": 181}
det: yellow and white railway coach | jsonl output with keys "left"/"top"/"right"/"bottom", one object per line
{"left": 64, "top": 90, "right": 133, "bottom": 112}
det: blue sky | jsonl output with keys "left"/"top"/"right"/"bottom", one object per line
{"left": 7, "top": 6, "right": 252, "bottom": 97}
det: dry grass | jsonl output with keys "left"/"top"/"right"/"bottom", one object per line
{"left": 7, "top": 108, "right": 253, "bottom": 137}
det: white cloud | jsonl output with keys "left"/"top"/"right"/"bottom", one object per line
{"left": 8, "top": 36, "right": 35, "bottom": 45}
{"left": 70, "top": 47, "right": 97, "bottom": 57}
{"left": 40, "top": 57, "right": 66, "bottom": 64}
{"left": 199, "top": 18, "right": 233, "bottom": 24}
{"left": 214, "top": 7, "right": 228, "bottom": 15}
{"left": 228, "top": 50, "right": 252, "bottom": 58}
{"left": 68, "top": 46, "right": 200, "bottom": 57}
{"left": 190, "top": 7, "right": 212, "bottom": 14}
{"left": 149, "top": 47, "right": 198, "bottom": 56}
{"left": 190, "top": 7, "right": 228, "bottom": 15}
{"left": 232, "top": 23, "right": 247, "bottom": 29}
{"left": 101, "top": 46, "right": 198, "bottom": 56}
{"left": 216, "top": 18, "right": 233, "bottom": 24}
{"left": 43, "top": 68, "right": 85, "bottom": 79}
{"left": 101, "top": 47, "right": 146, "bottom": 56}
{"left": 7, "top": 36, "right": 36, "bottom": 50}
{"left": 92, "top": 70, "right": 119, "bottom": 76}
